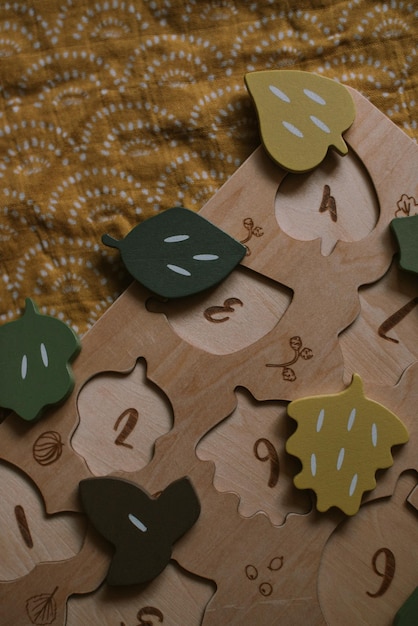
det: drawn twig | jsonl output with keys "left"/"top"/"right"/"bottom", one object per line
{"left": 266, "top": 336, "right": 313, "bottom": 381}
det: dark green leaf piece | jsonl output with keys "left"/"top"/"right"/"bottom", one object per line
{"left": 393, "top": 586, "right": 418, "bottom": 626}
{"left": 0, "top": 299, "right": 80, "bottom": 421}
{"left": 79, "top": 476, "right": 201, "bottom": 586}
{"left": 102, "top": 207, "right": 246, "bottom": 298}
{"left": 391, "top": 215, "right": 418, "bottom": 275}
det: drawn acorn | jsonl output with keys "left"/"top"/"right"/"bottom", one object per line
{"left": 102, "top": 207, "right": 246, "bottom": 299}
{"left": 32, "top": 431, "right": 64, "bottom": 466}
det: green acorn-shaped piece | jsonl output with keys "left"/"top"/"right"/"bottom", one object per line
{"left": 0, "top": 299, "right": 80, "bottom": 421}
{"left": 391, "top": 214, "right": 418, "bottom": 276}
{"left": 102, "top": 207, "right": 246, "bottom": 299}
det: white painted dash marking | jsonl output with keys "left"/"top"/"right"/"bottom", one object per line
{"left": 303, "top": 88, "right": 326, "bottom": 105}
{"left": 40, "top": 343, "right": 48, "bottom": 367}
{"left": 310, "top": 115, "right": 331, "bottom": 134}
{"left": 21, "top": 355, "right": 28, "bottom": 380}
{"left": 164, "top": 234, "right": 190, "bottom": 243}
{"left": 347, "top": 408, "right": 356, "bottom": 431}
{"left": 282, "top": 120, "right": 304, "bottom": 138}
{"left": 316, "top": 408, "right": 325, "bottom": 432}
{"left": 311, "top": 453, "right": 317, "bottom": 477}
{"left": 372, "top": 423, "right": 378, "bottom": 447}
{"left": 337, "top": 447, "right": 345, "bottom": 471}
{"left": 193, "top": 254, "right": 219, "bottom": 261}
{"left": 269, "top": 85, "right": 291, "bottom": 103}
{"left": 128, "top": 513, "right": 147, "bottom": 533}
{"left": 349, "top": 473, "right": 358, "bottom": 497}
{"left": 167, "top": 263, "right": 191, "bottom": 277}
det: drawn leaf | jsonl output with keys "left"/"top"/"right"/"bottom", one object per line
{"left": 102, "top": 207, "right": 246, "bottom": 298}
{"left": 0, "top": 299, "right": 80, "bottom": 421}
{"left": 26, "top": 587, "right": 58, "bottom": 625}
{"left": 245, "top": 70, "right": 355, "bottom": 172}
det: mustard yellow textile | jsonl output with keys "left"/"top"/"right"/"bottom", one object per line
{"left": 0, "top": 1, "right": 417, "bottom": 334}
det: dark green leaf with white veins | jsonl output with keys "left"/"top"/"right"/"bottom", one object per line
{"left": 102, "top": 207, "right": 247, "bottom": 298}
{"left": 0, "top": 299, "right": 80, "bottom": 421}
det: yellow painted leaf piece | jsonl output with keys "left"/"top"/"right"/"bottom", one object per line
{"left": 245, "top": 70, "right": 356, "bottom": 173}
{"left": 286, "top": 375, "right": 408, "bottom": 516}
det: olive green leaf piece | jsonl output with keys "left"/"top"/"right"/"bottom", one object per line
{"left": 102, "top": 207, "right": 247, "bottom": 299}
{"left": 391, "top": 214, "right": 418, "bottom": 275}
{"left": 79, "top": 476, "right": 201, "bottom": 586}
{"left": 245, "top": 70, "right": 356, "bottom": 173}
{"left": 0, "top": 298, "right": 81, "bottom": 422}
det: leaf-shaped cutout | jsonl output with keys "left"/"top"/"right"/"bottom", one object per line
{"left": 102, "top": 207, "right": 246, "bottom": 298}
{"left": 391, "top": 214, "right": 418, "bottom": 275}
{"left": 26, "top": 587, "right": 58, "bottom": 625}
{"left": 0, "top": 299, "right": 80, "bottom": 421}
{"left": 286, "top": 374, "right": 409, "bottom": 516}
{"left": 79, "top": 476, "right": 200, "bottom": 585}
{"left": 245, "top": 70, "right": 355, "bottom": 173}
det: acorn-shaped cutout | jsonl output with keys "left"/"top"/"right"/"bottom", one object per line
{"left": 245, "top": 70, "right": 356, "bottom": 172}
{"left": 0, "top": 299, "right": 80, "bottom": 421}
{"left": 102, "top": 207, "right": 246, "bottom": 299}
{"left": 286, "top": 374, "right": 409, "bottom": 516}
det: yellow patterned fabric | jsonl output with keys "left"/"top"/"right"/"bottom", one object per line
{"left": 0, "top": 1, "right": 417, "bottom": 334}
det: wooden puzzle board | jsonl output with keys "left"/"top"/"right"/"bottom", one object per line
{"left": 0, "top": 86, "right": 417, "bottom": 625}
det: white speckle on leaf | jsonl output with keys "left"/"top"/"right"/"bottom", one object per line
{"left": 21, "top": 354, "right": 27, "bottom": 380}
{"left": 337, "top": 447, "right": 345, "bottom": 470}
{"left": 372, "top": 423, "right": 378, "bottom": 447}
{"left": 316, "top": 408, "right": 325, "bottom": 432}
{"left": 40, "top": 343, "right": 48, "bottom": 367}
{"left": 193, "top": 254, "right": 219, "bottom": 261}
{"left": 282, "top": 120, "right": 304, "bottom": 138}
{"left": 269, "top": 85, "right": 291, "bottom": 103}
{"left": 303, "top": 88, "right": 326, "bottom": 105}
{"left": 349, "top": 473, "right": 358, "bottom": 497}
{"left": 347, "top": 408, "right": 356, "bottom": 431}
{"left": 311, "top": 452, "right": 317, "bottom": 477}
{"left": 310, "top": 115, "right": 331, "bottom": 133}
{"left": 128, "top": 513, "right": 147, "bottom": 533}
{"left": 167, "top": 263, "right": 191, "bottom": 277}
{"left": 164, "top": 234, "right": 190, "bottom": 243}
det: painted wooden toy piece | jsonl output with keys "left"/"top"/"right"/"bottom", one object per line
{"left": 79, "top": 476, "right": 200, "bottom": 586}
{"left": 391, "top": 214, "right": 418, "bottom": 276}
{"left": 393, "top": 586, "right": 418, "bottom": 626}
{"left": 102, "top": 206, "right": 246, "bottom": 298}
{"left": 245, "top": 70, "right": 355, "bottom": 172}
{"left": 0, "top": 298, "right": 80, "bottom": 421}
{"left": 0, "top": 83, "right": 417, "bottom": 624}
{"left": 286, "top": 373, "right": 409, "bottom": 516}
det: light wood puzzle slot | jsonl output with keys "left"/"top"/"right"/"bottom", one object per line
{"left": 73, "top": 359, "right": 173, "bottom": 476}
{"left": 275, "top": 148, "right": 380, "bottom": 256}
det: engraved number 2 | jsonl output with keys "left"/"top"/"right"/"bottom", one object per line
{"left": 114, "top": 408, "right": 139, "bottom": 449}
{"left": 366, "top": 548, "right": 396, "bottom": 598}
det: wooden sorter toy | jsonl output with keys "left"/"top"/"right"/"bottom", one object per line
{"left": 0, "top": 72, "right": 417, "bottom": 625}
